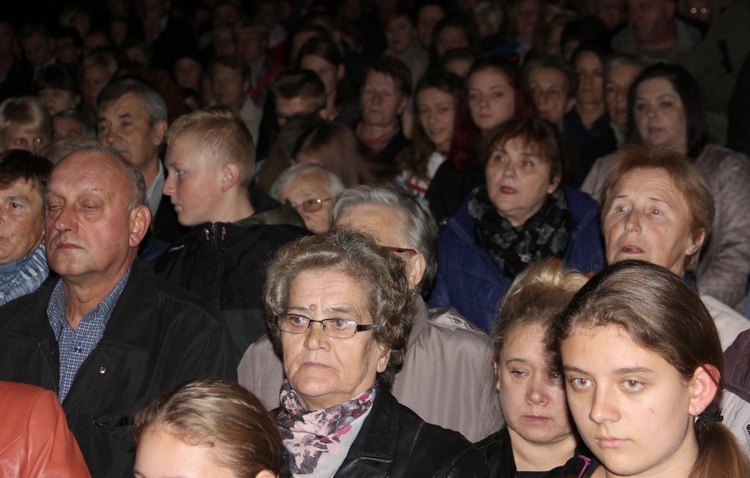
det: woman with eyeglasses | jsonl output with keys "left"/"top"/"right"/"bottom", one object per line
{"left": 270, "top": 163, "right": 345, "bottom": 233}
{"left": 264, "top": 229, "right": 488, "bottom": 477}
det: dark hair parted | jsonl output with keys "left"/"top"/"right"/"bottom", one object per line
{"left": 398, "top": 70, "right": 479, "bottom": 178}
{"left": 524, "top": 55, "right": 578, "bottom": 99}
{"left": 365, "top": 56, "right": 412, "bottom": 98}
{"left": 600, "top": 146, "right": 715, "bottom": 272}
{"left": 265, "top": 229, "right": 415, "bottom": 387}
{"left": 468, "top": 56, "right": 538, "bottom": 121}
{"left": 627, "top": 63, "right": 708, "bottom": 159}
{"left": 492, "top": 257, "right": 587, "bottom": 363}
{"left": 296, "top": 37, "right": 353, "bottom": 109}
{"left": 548, "top": 260, "right": 750, "bottom": 478}
{"left": 270, "top": 69, "right": 326, "bottom": 108}
{"left": 132, "top": 377, "right": 284, "bottom": 477}
{"left": 0, "top": 150, "right": 53, "bottom": 195}
{"left": 35, "top": 64, "right": 80, "bottom": 95}
{"left": 210, "top": 55, "right": 252, "bottom": 83}
{"left": 481, "top": 118, "right": 569, "bottom": 182}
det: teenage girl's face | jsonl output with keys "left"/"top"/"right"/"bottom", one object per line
{"left": 561, "top": 324, "right": 707, "bottom": 477}
{"left": 468, "top": 68, "right": 516, "bottom": 134}
{"left": 574, "top": 51, "right": 604, "bottom": 105}
{"left": 496, "top": 324, "right": 574, "bottom": 448}
{"left": 416, "top": 87, "right": 456, "bottom": 153}
{"left": 300, "top": 54, "right": 343, "bottom": 99}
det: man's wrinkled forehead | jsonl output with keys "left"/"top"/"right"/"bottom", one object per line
{"left": 98, "top": 92, "right": 152, "bottom": 124}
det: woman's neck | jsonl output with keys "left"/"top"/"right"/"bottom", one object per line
{"left": 510, "top": 429, "right": 578, "bottom": 472}
{"left": 576, "top": 101, "right": 605, "bottom": 130}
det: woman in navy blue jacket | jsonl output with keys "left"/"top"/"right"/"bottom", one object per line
{"left": 429, "top": 118, "right": 605, "bottom": 332}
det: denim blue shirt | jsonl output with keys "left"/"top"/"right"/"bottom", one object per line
{"left": 47, "top": 268, "right": 131, "bottom": 402}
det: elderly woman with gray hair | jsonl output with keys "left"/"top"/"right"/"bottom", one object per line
{"left": 262, "top": 229, "right": 488, "bottom": 476}
{"left": 599, "top": 145, "right": 750, "bottom": 452}
{"left": 270, "top": 163, "right": 345, "bottom": 234}
{"left": 239, "top": 186, "right": 499, "bottom": 442}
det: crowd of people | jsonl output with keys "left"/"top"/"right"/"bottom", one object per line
{"left": 2, "top": 0, "right": 750, "bottom": 476}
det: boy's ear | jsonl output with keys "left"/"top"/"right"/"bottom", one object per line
{"left": 220, "top": 162, "right": 241, "bottom": 191}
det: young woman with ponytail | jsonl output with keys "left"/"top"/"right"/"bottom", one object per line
{"left": 548, "top": 259, "right": 750, "bottom": 478}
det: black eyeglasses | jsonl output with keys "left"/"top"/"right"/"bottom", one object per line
{"left": 289, "top": 197, "right": 334, "bottom": 214}
{"left": 279, "top": 314, "right": 376, "bottom": 339}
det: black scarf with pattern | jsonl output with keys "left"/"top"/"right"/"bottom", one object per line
{"left": 469, "top": 186, "right": 571, "bottom": 278}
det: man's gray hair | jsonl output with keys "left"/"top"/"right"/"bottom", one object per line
{"left": 269, "top": 163, "right": 345, "bottom": 201}
{"left": 97, "top": 77, "right": 168, "bottom": 126}
{"left": 56, "top": 139, "right": 147, "bottom": 210}
{"left": 331, "top": 185, "right": 438, "bottom": 294}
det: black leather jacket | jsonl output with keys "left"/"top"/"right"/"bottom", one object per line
{"left": 155, "top": 189, "right": 309, "bottom": 364}
{"left": 476, "top": 427, "right": 594, "bottom": 478}
{"left": 331, "top": 386, "right": 488, "bottom": 477}
{"left": 0, "top": 260, "right": 234, "bottom": 477}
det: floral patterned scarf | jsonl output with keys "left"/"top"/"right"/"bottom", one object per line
{"left": 277, "top": 380, "right": 376, "bottom": 475}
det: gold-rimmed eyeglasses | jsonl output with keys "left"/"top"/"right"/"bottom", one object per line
{"left": 289, "top": 197, "right": 334, "bottom": 214}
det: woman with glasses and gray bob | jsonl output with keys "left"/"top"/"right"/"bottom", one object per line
{"left": 264, "top": 229, "right": 488, "bottom": 477}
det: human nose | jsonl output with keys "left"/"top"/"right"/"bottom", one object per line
{"left": 303, "top": 319, "right": 330, "bottom": 350}
{"left": 427, "top": 110, "right": 437, "bottom": 126}
{"left": 162, "top": 173, "right": 175, "bottom": 196}
{"left": 101, "top": 125, "right": 118, "bottom": 146}
{"left": 501, "top": 160, "right": 516, "bottom": 178}
{"left": 589, "top": 385, "right": 619, "bottom": 424}
{"left": 51, "top": 204, "right": 75, "bottom": 233}
{"left": 526, "top": 375, "right": 550, "bottom": 405}
{"left": 624, "top": 209, "right": 641, "bottom": 232}
{"left": 534, "top": 89, "right": 546, "bottom": 105}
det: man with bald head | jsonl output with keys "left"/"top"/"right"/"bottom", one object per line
{"left": 0, "top": 140, "right": 232, "bottom": 477}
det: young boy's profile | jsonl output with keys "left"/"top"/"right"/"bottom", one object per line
{"left": 155, "top": 108, "right": 308, "bottom": 365}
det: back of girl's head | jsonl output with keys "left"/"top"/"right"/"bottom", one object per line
{"left": 133, "top": 377, "right": 284, "bottom": 477}
{"left": 468, "top": 56, "right": 537, "bottom": 119}
{"left": 492, "top": 257, "right": 587, "bottom": 361}
{"left": 626, "top": 62, "right": 708, "bottom": 158}
{"left": 35, "top": 64, "right": 80, "bottom": 95}
{"left": 550, "top": 259, "right": 750, "bottom": 477}
{"left": 295, "top": 119, "right": 374, "bottom": 186}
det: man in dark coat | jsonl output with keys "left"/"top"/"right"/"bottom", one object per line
{"left": 0, "top": 141, "right": 233, "bottom": 477}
